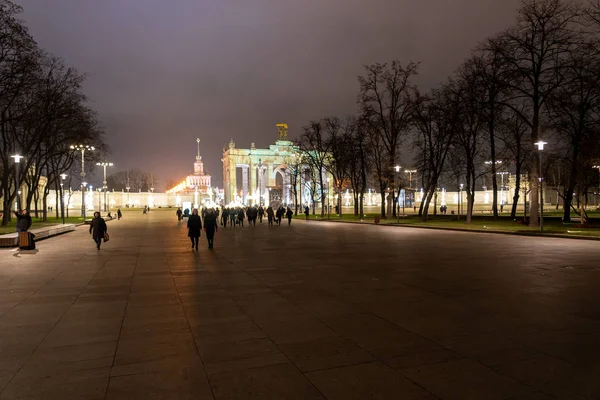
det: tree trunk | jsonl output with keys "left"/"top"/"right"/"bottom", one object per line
{"left": 489, "top": 103, "right": 499, "bottom": 219}
{"left": 511, "top": 163, "right": 521, "bottom": 218}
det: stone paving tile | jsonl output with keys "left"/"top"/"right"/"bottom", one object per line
{"left": 279, "top": 336, "right": 375, "bottom": 372}
{"left": 0, "top": 367, "right": 110, "bottom": 400}
{"left": 107, "top": 357, "right": 213, "bottom": 400}
{"left": 197, "top": 337, "right": 281, "bottom": 364}
{"left": 306, "top": 361, "right": 432, "bottom": 400}
{"left": 324, "top": 313, "right": 442, "bottom": 359}
{"left": 400, "top": 358, "right": 532, "bottom": 400}
{"left": 209, "top": 362, "right": 324, "bottom": 400}
{"left": 494, "top": 355, "right": 600, "bottom": 400}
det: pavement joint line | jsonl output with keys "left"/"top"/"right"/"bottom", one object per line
{"left": 105, "top": 244, "right": 140, "bottom": 399}
{"left": 212, "top": 246, "right": 329, "bottom": 400}
{"left": 0, "top": 246, "right": 108, "bottom": 398}
{"left": 172, "top": 250, "right": 218, "bottom": 400}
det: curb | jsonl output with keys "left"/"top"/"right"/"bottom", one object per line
{"left": 309, "top": 218, "right": 600, "bottom": 241}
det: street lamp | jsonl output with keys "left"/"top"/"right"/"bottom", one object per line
{"left": 326, "top": 177, "right": 330, "bottom": 219}
{"left": 60, "top": 173, "right": 67, "bottom": 224}
{"left": 534, "top": 140, "right": 548, "bottom": 232}
{"left": 11, "top": 154, "right": 24, "bottom": 210}
{"left": 70, "top": 144, "right": 94, "bottom": 218}
{"left": 96, "top": 161, "right": 113, "bottom": 212}
{"left": 458, "top": 183, "right": 464, "bottom": 221}
{"left": 97, "top": 187, "right": 102, "bottom": 212}
{"left": 497, "top": 172, "right": 509, "bottom": 210}
{"left": 394, "top": 165, "right": 401, "bottom": 222}
{"left": 593, "top": 165, "right": 600, "bottom": 206}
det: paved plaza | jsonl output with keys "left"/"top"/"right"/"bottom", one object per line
{"left": 1, "top": 211, "right": 600, "bottom": 399}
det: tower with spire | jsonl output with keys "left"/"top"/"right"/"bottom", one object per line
{"left": 166, "top": 137, "right": 211, "bottom": 195}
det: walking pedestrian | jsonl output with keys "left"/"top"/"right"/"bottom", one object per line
{"left": 89, "top": 212, "right": 107, "bottom": 250}
{"left": 187, "top": 208, "right": 202, "bottom": 251}
{"left": 222, "top": 207, "right": 229, "bottom": 227}
{"left": 117, "top": 208, "right": 122, "bottom": 220}
{"left": 258, "top": 206, "right": 264, "bottom": 223}
{"left": 176, "top": 207, "right": 183, "bottom": 222}
{"left": 237, "top": 208, "right": 245, "bottom": 227}
{"left": 267, "top": 206, "right": 274, "bottom": 225}
{"left": 304, "top": 205, "right": 309, "bottom": 220}
{"left": 286, "top": 207, "right": 293, "bottom": 225}
{"left": 204, "top": 209, "right": 218, "bottom": 249}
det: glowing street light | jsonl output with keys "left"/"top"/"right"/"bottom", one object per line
{"left": 70, "top": 144, "right": 94, "bottom": 218}
{"left": 11, "top": 154, "right": 24, "bottom": 210}
{"left": 96, "top": 161, "right": 113, "bottom": 212}
{"left": 534, "top": 140, "right": 548, "bottom": 232}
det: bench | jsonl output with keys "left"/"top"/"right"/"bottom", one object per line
{"left": 0, "top": 224, "right": 77, "bottom": 248}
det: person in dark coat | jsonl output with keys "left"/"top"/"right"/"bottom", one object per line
{"left": 187, "top": 208, "right": 202, "bottom": 250}
{"left": 117, "top": 208, "right": 122, "bottom": 220}
{"left": 258, "top": 206, "right": 264, "bottom": 223}
{"left": 304, "top": 205, "right": 310, "bottom": 220}
{"left": 221, "top": 208, "right": 229, "bottom": 227}
{"left": 15, "top": 209, "right": 32, "bottom": 246}
{"left": 266, "top": 206, "right": 274, "bottom": 225}
{"left": 89, "top": 212, "right": 107, "bottom": 250}
{"left": 286, "top": 207, "right": 293, "bottom": 225}
{"left": 176, "top": 207, "right": 183, "bottom": 222}
{"left": 275, "top": 206, "right": 284, "bottom": 225}
{"left": 203, "top": 209, "right": 218, "bottom": 249}
{"left": 237, "top": 208, "right": 245, "bottom": 227}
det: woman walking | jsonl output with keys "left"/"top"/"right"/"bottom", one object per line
{"left": 286, "top": 207, "right": 293, "bottom": 225}
{"left": 204, "top": 209, "right": 218, "bottom": 249}
{"left": 89, "top": 212, "right": 107, "bottom": 250}
{"left": 187, "top": 208, "right": 202, "bottom": 251}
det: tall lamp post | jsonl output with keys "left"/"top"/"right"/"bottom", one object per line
{"left": 394, "top": 165, "right": 401, "bottom": 222}
{"left": 60, "top": 173, "right": 67, "bottom": 224}
{"left": 97, "top": 187, "right": 102, "bottom": 211}
{"left": 96, "top": 161, "right": 113, "bottom": 213}
{"left": 326, "top": 177, "right": 330, "bottom": 219}
{"left": 70, "top": 144, "right": 94, "bottom": 218}
{"left": 534, "top": 140, "right": 547, "bottom": 232}
{"left": 593, "top": 165, "right": 600, "bottom": 207}
{"left": 11, "top": 154, "right": 24, "bottom": 210}
{"left": 458, "top": 183, "right": 464, "bottom": 221}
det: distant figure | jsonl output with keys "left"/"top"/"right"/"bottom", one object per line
{"left": 500, "top": 204, "right": 504, "bottom": 213}
{"left": 304, "top": 205, "right": 310, "bottom": 220}
{"left": 204, "top": 209, "right": 218, "bottom": 250}
{"left": 286, "top": 207, "right": 293, "bottom": 225}
{"left": 176, "top": 207, "right": 183, "bottom": 222}
{"left": 237, "top": 208, "right": 245, "bottom": 227}
{"left": 276, "top": 206, "right": 284, "bottom": 225}
{"left": 143, "top": 205, "right": 148, "bottom": 214}
{"left": 267, "top": 206, "right": 274, "bottom": 225}
{"left": 187, "top": 208, "right": 202, "bottom": 251}
{"left": 258, "top": 206, "right": 264, "bottom": 223}
{"left": 15, "top": 209, "right": 32, "bottom": 246}
{"left": 89, "top": 212, "right": 107, "bottom": 250}
{"left": 117, "top": 208, "right": 122, "bottom": 220}
{"left": 222, "top": 208, "right": 229, "bottom": 227}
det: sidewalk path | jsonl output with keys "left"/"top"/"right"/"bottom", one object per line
{"left": 1, "top": 210, "right": 599, "bottom": 399}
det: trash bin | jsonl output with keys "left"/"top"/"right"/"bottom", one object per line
{"left": 374, "top": 216, "right": 380, "bottom": 224}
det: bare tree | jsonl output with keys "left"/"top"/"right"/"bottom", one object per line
{"left": 546, "top": 39, "right": 600, "bottom": 222}
{"left": 413, "top": 87, "right": 459, "bottom": 221}
{"left": 358, "top": 61, "right": 419, "bottom": 218}
{"left": 498, "top": 0, "right": 581, "bottom": 227}
{"left": 300, "top": 121, "right": 332, "bottom": 217}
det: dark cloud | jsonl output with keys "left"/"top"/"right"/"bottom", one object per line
{"left": 17, "top": 0, "right": 522, "bottom": 189}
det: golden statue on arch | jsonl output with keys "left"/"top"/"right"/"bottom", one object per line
{"left": 276, "top": 123, "right": 288, "bottom": 139}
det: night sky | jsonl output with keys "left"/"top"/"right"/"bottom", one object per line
{"left": 17, "top": 0, "right": 522, "bottom": 189}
